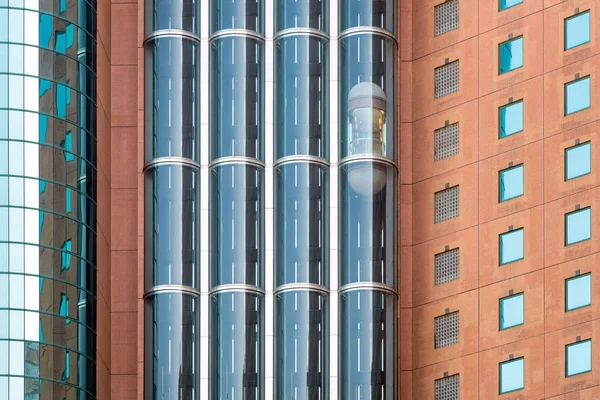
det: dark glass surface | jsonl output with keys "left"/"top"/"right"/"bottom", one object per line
{"left": 275, "top": 162, "right": 328, "bottom": 287}
{"left": 275, "top": 0, "right": 326, "bottom": 32}
{"left": 145, "top": 37, "right": 199, "bottom": 162}
{"left": 146, "top": 0, "right": 198, "bottom": 34}
{"left": 210, "top": 163, "right": 263, "bottom": 288}
{"left": 145, "top": 292, "right": 199, "bottom": 400}
{"left": 210, "top": 291, "right": 264, "bottom": 400}
{"left": 211, "top": 0, "right": 262, "bottom": 33}
{"left": 339, "top": 34, "right": 396, "bottom": 161}
{"left": 211, "top": 37, "right": 263, "bottom": 160}
{"left": 145, "top": 164, "right": 199, "bottom": 290}
{"left": 339, "top": 0, "right": 394, "bottom": 32}
{"left": 275, "top": 291, "right": 328, "bottom": 399}
{"left": 275, "top": 36, "right": 328, "bottom": 159}
{"left": 340, "top": 289, "right": 396, "bottom": 399}
{"left": 340, "top": 161, "right": 396, "bottom": 287}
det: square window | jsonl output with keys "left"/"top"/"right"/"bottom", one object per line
{"left": 499, "top": 293, "right": 524, "bottom": 330}
{"left": 566, "top": 339, "right": 592, "bottom": 377}
{"left": 434, "top": 0, "right": 459, "bottom": 37}
{"left": 565, "top": 76, "right": 591, "bottom": 115}
{"left": 499, "top": 0, "right": 523, "bottom": 11}
{"left": 499, "top": 164, "right": 524, "bottom": 202}
{"left": 565, "top": 141, "right": 591, "bottom": 181}
{"left": 434, "top": 185, "right": 460, "bottom": 224}
{"left": 499, "top": 100, "right": 524, "bottom": 138}
{"left": 565, "top": 11, "right": 591, "bottom": 50}
{"left": 435, "top": 60, "right": 460, "bottom": 99}
{"left": 500, "top": 357, "right": 524, "bottom": 394}
{"left": 565, "top": 207, "right": 591, "bottom": 246}
{"left": 566, "top": 273, "right": 591, "bottom": 312}
{"left": 434, "top": 122, "right": 459, "bottom": 161}
{"left": 499, "top": 36, "right": 523, "bottom": 75}
{"left": 499, "top": 228, "right": 524, "bottom": 265}
{"left": 435, "top": 374, "right": 460, "bottom": 400}
{"left": 434, "top": 311, "right": 460, "bottom": 349}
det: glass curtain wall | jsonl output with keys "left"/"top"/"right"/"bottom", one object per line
{"left": 143, "top": 0, "right": 200, "bottom": 397}
{"left": 273, "top": 0, "right": 329, "bottom": 397}
{"left": 0, "top": 0, "right": 97, "bottom": 397}
{"left": 209, "top": 0, "right": 265, "bottom": 398}
{"left": 338, "top": 0, "right": 397, "bottom": 397}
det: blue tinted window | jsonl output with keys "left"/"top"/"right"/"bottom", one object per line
{"left": 39, "top": 79, "right": 51, "bottom": 97}
{"left": 62, "top": 131, "right": 74, "bottom": 162}
{"left": 61, "top": 351, "right": 70, "bottom": 381}
{"left": 499, "top": 0, "right": 523, "bottom": 11}
{"left": 500, "top": 293, "right": 524, "bottom": 330}
{"left": 500, "top": 358, "right": 524, "bottom": 394}
{"left": 66, "top": 24, "right": 74, "bottom": 49}
{"left": 499, "top": 164, "right": 524, "bottom": 202}
{"left": 566, "top": 339, "right": 592, "bottom": 377}
{"left": 566, "top": 273, "right": 591, "bottom": 311}
{"left": 59, "top": 293, "right": 70, "bottom": 324}
{"left": 499, "top": 100, "right": 524, "bottom": 138}
{"left": 565, "top": 142, "right": 591, "bottom": 181}
{"left": 60, "top": 0, "right": 66, "bottom": 12}
{"left": 66, "top": 187, "right": 72, "bottom": 214}
{"left": 55, "top": 31, "right": 66, "bottom": 53}
{"left": 500, "top": 228, "right": 524, "bottom": 265}
{"left": 56, "top": 84, "right": 70, "bottom": 119}
{"left": 565, "top": 11, "right": 590, "bottom": 50}
{"left": 61, "top": 240, "right": 71, "bottom": 270}
{"left": 565, "top": 76, "right": 591, "bottom": 115}
{"left": 565, "top": 207, "right": 591, "bottom": 245}
{"left": 39, "top": 14, "right": 52, "bottom": 48}
{"left": 499, "top": 36, "right": 523, "bottom": 74}
{"left": 39, "top": 319, "right": 44, "bottom": 342}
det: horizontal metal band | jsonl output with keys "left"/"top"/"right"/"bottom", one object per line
{"left": 339, "top": 154, "right": 398, "bottom": 169}
{"left": 274, "top": 155, "right": 330, "bottom": 168}
{"left": 274, "top": 27, "right": 329, "bottom": 41}
{"left": 144, "top": 284, "right": 202, "bottom": 298}
{"left": 338, "top": 282, "right": 397, "bottom": 296}
{"left": 143, "top": 156, "right": 201, "bottom": 172}
{"left": 338, "top": 26, "right": 397, "bottom": 44}
{"left": 274, "top": 283, "right": 329, "bottom": 296}
{"left": 209, "top": 284, "right": 266, "bottom": 296}
{"left": 143, "top": 29, "right": 201, "bottom": 45}
{"left": 210, "top": 29, "right": 265, "bottom": 42}
{"left": 210, "top": 156, "right": 265, "bottom": 169}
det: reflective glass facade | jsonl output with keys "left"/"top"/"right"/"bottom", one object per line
{"left": 0, "top": 0, "right": 97, "bottom": 397}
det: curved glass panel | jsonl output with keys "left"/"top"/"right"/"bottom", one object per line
{"left": 211, "top": 163, "right": 264, "bottom": 288}
{"left": 275, "top": 0, "right": 327, "bottom": 32}
{"left": 339, "top": 0, "right": 394, "bottom": 32}
{"left": 210, "top": 36, "right": 264, "bottom": 161}
{"left": 146, "top": 0, "right": 199, "bottom": 34}
{"left": 275, "top": 290, "right": 328, "bottom": 398}
{"left": 275, "top": 162, "right": 328, "bottom": 287}
{"left": 145, "top": 292, "right": 199, "bottom": 400}
{"left": 275, "top": 35, "right": 328, "bottom": 159}
{"left": 210, "top": 291, "right": 264, "bottom": 399}
{"left": 339, "top": 34, "right": 396, "bottom": 161}
{"left": 339, "top": 289, "right": 396, "bottom": 399}
{"left": 340, "top": 161, "right": 396, "bottom": 287}
{"left": 211, "top": 0, "right": 262, "bottom": 33}
{"left": 145, "top": 37, "right": 199, "bottom": 162}
{"left": 145, "top": 164, "right": 199, "bottom": 290}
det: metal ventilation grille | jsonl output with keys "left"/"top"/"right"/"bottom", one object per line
{"left": 435, "top": 248, "right": 460, "bottom": 285}
{"left": 434, "top": 0, "right": 459, "bottom": 37}
{"left": 434, "top": 123, "right": 459, "bottom": 161}
{"left": 435, "top": 311, "right": 460, "bottom": 349}
{"left": 434, "top": 186, "right": 459, "bottom": 224}
{"left": 435, "top": 374, "right": 460, "bottom": 400}
{"left": 435, "top": 61, "right": 460, "bottom": 99}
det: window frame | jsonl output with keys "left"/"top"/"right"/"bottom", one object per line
{"left": 565, "top": 141, "right": 591, "bottom": 181}
{"left": 564, "top": 75, "right": 591, "bottom": 116}
{"left": 565, "top": 207, "right": 592, "bottom": 246}
{"left": 499, "top": 357, "right": 525, "bottom": 395}
{"left": 498, "top": 163, "right": 524, "bottom": 203}
{"left": 499, "top": 292, "right": 525, "bottom": 331}
{"left": 498, "top": 99, "right": 524, "bottom": 139}
{"left": 498, "top": 35, "right": 524, "bottom": 75}
{"left": 565, "top": 273, "right": 592, "bottom": 312}
{"left": 565, "top": 339, "right": 592, "bottom": 377}
{"left": 564, "top": 10, "right": 591, "bottom": 51}
{"left": 499, "top": 227, "right": 524, "bottom": 266}
{"left": 499, "top": 0, "right": 523, "bottom": 12}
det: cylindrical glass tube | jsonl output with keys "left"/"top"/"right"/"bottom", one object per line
{"left": 211, "top": 0, "right": 262, "bottom": 34}
{"left": 145, "top": 0, "right": 199, "bottom": 35}
{"left": 275, "top": 162, "right": 328, "bottom": 287}
{"left": 145, "top": 37, "right": 199, "bottom": 162}
{"left": 275, "top": 291, "right": 329, "bottom": 398}
{"left": 339, "top": 0, "right": 394, "bottom": 32}
{"left": 145, "top": 164, "right": 199, "bottom": 290}
{"left": 210, "top": 291, "right": 264, "bottom": 399}
{"left": 275, "top": 0, "right": 327, "bottom": 33}
{"left": 145, "top": 292, "right": 199, "bottom": 399}
{"left": 339, "top": 289, "right": 396, "bottom": 399}
{"left": 275, "top": 35, "right": 328, "bottom": 159}
{"left": 339, "top": 34, "right": 396, "bottom": 162}
{"left": 210, "top": 36, "right": 264, "bottom": 161}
